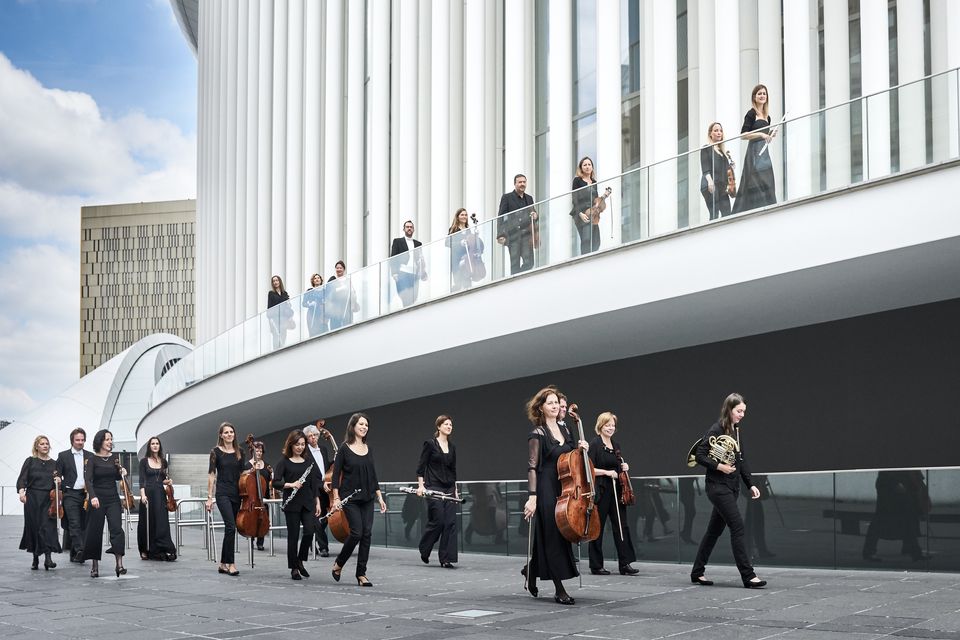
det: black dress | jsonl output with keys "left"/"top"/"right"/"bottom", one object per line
{"left": 416, "top": 438, "right": 458, "bottom": 564}
{"left": 267, "top": 290, "right": 293, "bottom": 348}
{"left": 527, "top": 425, "right": 578, "bottom": 581}
{"left": 731, "top": 108, "right": 777, "bottom": 214}
{"left": 137, "top": 458, "right": 176, "bottom": 559}
{"left": 587, "top": 437, "right": 637, "bottom": 570}
{"left": 699, "top": 145, "right": 732, "bottom": 219}
{"left": 17, "top": 457, "right": 62, "bottom": 556}
{"left": 83, "top": 454, "right": 125, "bottom": 560}
{"left": 326, "top": 276, "right": 357, "bottom": 330}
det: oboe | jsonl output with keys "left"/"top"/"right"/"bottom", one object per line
{"left": 280, "top": 463, "right": 314, "bottom": 509}
{"left": 399, "top": 486, "right": 464, "bottom": 503}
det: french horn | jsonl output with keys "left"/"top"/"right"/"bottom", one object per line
{"left": 685, "top": 433, "right": 740, "bottom": 467}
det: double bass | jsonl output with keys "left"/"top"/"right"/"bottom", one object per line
{"left": 236, "top": 434, "right": 270, "bottom": 540}
{"left": 554, "top": 403, "right": 601, "bottom": 543}
{"left": 316, "top": 420, "right": 350, "bottom": 543}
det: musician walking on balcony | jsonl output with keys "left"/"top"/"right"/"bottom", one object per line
{"left": 416, "top": 415, "right": 459, "bottom": 568}
{"left": 690, "top": 393, "right": 767, "bottom": 589}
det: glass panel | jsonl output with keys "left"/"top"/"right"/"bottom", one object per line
{"left": 574, "top": 0, "right": 597, "bottom": 114}
{"left": 301, "top": 282, "right": 327, "bottom": 340}
{"left": 352, "top": 268, "right": 379, "bottom": 324}
{"left": 326, "top": 273, "right": 360, "bottom": 330}
{"left": 461, "top": 481, "right": 510, "bottom": 556}
{"left": 926, "top": 468, "right": 960, "bottom": 572}
{"left": 242, "top": 315, "right": 259, "bottom": 361}
{"left": 214, "top": 333, "right": 228, "bottom": 375}
{"left": 227, "top": 324, "right": 243, "bottom": 369}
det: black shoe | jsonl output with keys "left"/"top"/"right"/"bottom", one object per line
{"left": 743, "top": 578, "right": 767, "bottom": 589}
{"left": 527, "top": 580, "right": 538, "bottom": 598}
{"left": 297, "top": 562, "right": 310, "bottom": 578}
{"left": 691, "top": 575, "right": 713, "bottom": 586}
{"left": 520, "top": 565, "right": 527, "bottom": 577}
{"left": 291, "top": 569, "right": 302, "bottom": 581}
{"left": 218, "top": 566, "right": 229, "bottom": 574}
{"left": 421, "top": 553, "right": 430, "bottom": 564}
{"left": 332, "top": 563, "right": 342, "bottom": 582}
{"left": 256, "top": 545, "right": 265, "bottom": 551}
{"left": 31, "top": 556, "right": 39, "bottom": 571}
{"left": 554, "top": 593, "right": 575, "bottom": 605}
{"left": 440, "top": 562, "right": 456, "bottom": 569}
{"left": 357, "top": 576, "right": 373, "bottom": 587}
{"left": 590, "top": 568, "right": 610, "bottom": 575}
{"left": 165, "top": 553, "right": 177, "bottom": 562}
{"left": 44, "top": 558, "right": 56, "bottom": 571}
{"left": 319, "top": 549, "right": 329, "bottom": 558}
{"left": 228, "top": 569, "right": 240, "bottom": 576}
{"left": 619, "top": 565, "right": 639, "bottom": 575}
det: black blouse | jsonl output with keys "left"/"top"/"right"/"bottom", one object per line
{"left": 694, "top": 421, "right": 753, "bottom": 491}
{"left": 139, "top": 458, "right": 168, "bottom": 490}
{"left": 571, "top": 176, "right": 599, "bottom": 228}
{"left": 85, "top": 454, "right": 122, "bottom": 502}
{"left": 331, "top": 445, "right": 380, "bottom": 502}
{"left": 272, "top": 457, "right": 320, "bottom": 512}
{"left": 588, "top": 437, "right": 622, "bottom": 492}
{"left": 208, "top": 448, "right": 250, "bottom": 499}
{"left": 416, "top": 439, "right": 456, "bottom": 490}
{"left": 17, "top": 457, "right": 57, "bottom": 491}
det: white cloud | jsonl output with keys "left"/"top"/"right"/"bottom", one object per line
{"left": 0, "top": 51, "right": 195, "bottom": 421}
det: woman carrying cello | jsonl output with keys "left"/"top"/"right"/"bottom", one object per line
{"left": 205, "top": 422, "right": 250, "bottom": 576}
{"left": 587, "top": 413, "right": 639, "bottom": 575}
{"left": 522, "top": 387, "right": 589, "bottom": 605}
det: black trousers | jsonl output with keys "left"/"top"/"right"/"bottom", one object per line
{"left": 701, "top": 187, "right": 731, "bottom": 220}
{"left": 216, "top": 495, "right": 240, "bottom": 564}
{"left": 576, "top": 223, "right": 600, "bottom": 255}
{"left": 691, "top": 483, "right": 754, "bottom": 581}
{"left": 506, "top": 235, "right": 534, "bottom": 274}
{"left": 83, "top": 497, "right": 124, "bottom": 560}
{"left": 284, "top": 508, "right": 316, "bottom": 569}
{"left": 588, "top": 484, "right": 636, "bottom": 570}
{"left": 335, "top": 499, "right": 374, "bottom": 577}
{"left": 314, "top": 491, "right": 330, "bottom": 552}
{"left": 419, "top": 493, "right": 458, "bottom": 564}
{"left": 62, "top": 489, "right": 87, "bottom": 557}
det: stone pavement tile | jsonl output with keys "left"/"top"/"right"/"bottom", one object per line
{"left": 914, "top": 612, "right": 960, "bottom": 632}
{"left": 774, "top": 631, "right": 884, "bottom": 640}
{"left": 892, "top": 630, "right": 960, "bottom": 640}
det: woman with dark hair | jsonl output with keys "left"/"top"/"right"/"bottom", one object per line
{"left": 416, "top": 415, "right": 459, "bottom": 568}
{"left": 522, "top": 387, "right": 589, "bottom": 605}
{"left": 570, "top": 157, "right": 611, "bottom": 255}
{"left": 447, "top": 208, "right": 471, "bottom": 292}
{"left": 83, "top": 429, "right": 128, "bottom": 578}
{"left": 302, "top": 273, "right": 327, "bottom": 337}
{"left": 700, "top": 122, "right": 734, "bottom": 220}
{"left": 731, "top": 84, "right": 778, "bottom": 214}
{"left": 587, "top": 413, "right": 638, "bottom": 576}
{"left": 17, "top": 435, "right": 62, "bottom": 571}
{"left": 205, "top": 422, "right": 249, "bottom": 576}
{"left": 137, "top": 436, "right": 177, "bottom": 561}
{"left": 248, "top": 440, "right": 273, "bottom": 551}
{"left": 327, "top": 261, "right": 359, "bottom": 330}
{"left": 267, "top": 274, "right": 294, "bottom": 349}
{"left": 690, "top": 393, "right": 767, "bottom": 588}
{"left": 330, "top": 413, "right": 387, "bottom": 586}
{"left": 273, "top": 430, "right": 322, "bottom": 580}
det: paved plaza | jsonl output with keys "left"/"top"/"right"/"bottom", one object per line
{"left": 1, "top": 515, "right": 959, "bottom": 640}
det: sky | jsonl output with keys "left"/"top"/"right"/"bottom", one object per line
{"left": 0, "top": 0, "right": 197, "bottom": 421}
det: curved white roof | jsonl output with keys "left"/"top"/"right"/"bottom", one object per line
{"left": 169, "top": 0, "right": 199, "bottom": 55}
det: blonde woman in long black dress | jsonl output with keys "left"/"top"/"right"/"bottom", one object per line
{"left": 731, "top": 84, "right": 778, "bottom": 214}
{"left": 17, "top": 435, "right": 62, "bottom": 571}
{"left": 522, "top": 387, "right": 589, "bottom": 605}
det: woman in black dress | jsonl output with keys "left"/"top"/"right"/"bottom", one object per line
{"left": 416, "top": 414, "right": 459, "bottom": 568}
{"left": 17, "top": 435, "right": 62, "bottom": 571}
{"left": 447, "top": 209, "right": 471, "bottom": 292}
{"left": 522, "top": 387, "right": 589, "bottom": 605}
{"left": 137, "top": 436, "right": 177, "bottom": 561}
{"left": 731, "top": 84, "right": 777, "bottom": 214}
{"left": 331, "top": 413, "right": 388, "bottom": 586}
{"left": 205, "top": 422, "right": 249, "bottom": 576}
{"left": 273, "top": 430, "right": 322, "bottom": 580}
{"left": 690, "top": 393, "right": 767, "bottom": 588}
{"left": 83, "top": 429, "right": 128, "bottom": 578}
{"left": 587, "top": 412, "right": 638, "bottom": 576}
{"left": 302, "top": 273, "right": 326, "bottom": 337}
{"left": 267, "top": 274, "right": 293, "bottom": 348}
{"left": 700, "top": 122, "right": 734, "bottom": 220}
{"left": 570, "top": 157, "right": 610, "bottom": 255}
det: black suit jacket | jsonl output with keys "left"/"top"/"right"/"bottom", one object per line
{"left": 56, "top": 448, "right": 92, "bottom": 489}
{"left": 496, "top": 190, "right": 537, "bottom": 242}
{"left": 389, "top": 237, "right": 424, "bottom": 275}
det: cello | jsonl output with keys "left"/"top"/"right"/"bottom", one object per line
{"left": 236, "top": 434, "right": 270, "bottom": 540}
{"left": 316, "top": 421, "right": 351, "bottom": 543}
{"left": 554, "top": 403, "right": 601, "bottom": 544}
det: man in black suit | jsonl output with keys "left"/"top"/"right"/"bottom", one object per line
{"left": 389, "top": 220, "right": 427, "bottom": 307}
{"left": 303, "top": 424, "right": 333, "bottom": 557}
{"left": 497, "top": 174, "right": 539, "bottom": 274}
{"left": 55, "top": 427, "right": 92, "bottom": 562}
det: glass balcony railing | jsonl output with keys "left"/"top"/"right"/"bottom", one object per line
{"left": 373, "top": 466, "right": 960, "bottom": 573}
{"left": 150, "top": 68, "right": 960, "bottom": 409}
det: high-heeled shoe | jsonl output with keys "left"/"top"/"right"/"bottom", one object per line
{"left": 91, "top": 560, "right": 99, "bottom": 578}
{"left": 291, "top": 568, "right": 302, "bottom": 581}
{"left": 297, "top": 561, "right": 310, "bottom": 578}
{"left": 331, "top": 563, "right": 342, "bottom": 582}
{"left": 554, "top": 592, "right": 575, "bottom": 605}
{"left": 357, "top": 576, "right": 373, "bottom": 587}
{"left": 31, "top": 555, "right": 39, "bottom": 570}
{"left": 115, "top": 563, "right": 127, "bottom": 577}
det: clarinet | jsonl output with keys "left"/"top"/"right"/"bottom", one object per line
{"left": 280, "top": 463, "right": 314, "bottom": 509}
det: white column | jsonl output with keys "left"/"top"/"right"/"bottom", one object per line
{"left": 685, "top": 0, "right": 702, "bottom": 227}
{"left": 757, "top": 0, "right": 783, "bottom": 198}
{"left": 823, "top": 0, "right": 851, "bottom": 189}
{"left": 243, "top": 0, "right": 261, "bottom": 320}
{"left": 285, "top": 0, "right": 304, "bottom": 294}
{"left": 596, "top": 0, "right": 622, "bottom": 243}
{"left": 930, "top": 0, "right": 960, "bottom": 160}
{"left": 739, "top": 0, "right": 759, "bottom": 103}
{"left": 547, "top": 0, "right": 573, "bottom": 259}
{"left": 366, "top": 3, "right": 390, "bottom": 264}
{"left": 345, "top": 1, "right": 365, "bottom": 269}
{"left": 196, "top": 0, "right": 209, "bottom": 340}
{"left": 897, "top": 0, "right": 926, "bottom": 172}
{"left": 256, "top": 0, "right": 273, "bottom": 314}
{"left": 417, "top": 1, "right": 432, "bottom": 240}
{"left": 463, "top": 0, "right": 486, "bottom": 213}
{"left": 323, "top": 0, "right": 344, "bottom": 270}
{"left": 714, "top": 0, "right": 741, "bottom": 174}
{"left": 303, "top": 0, "right": 322, "bottom": 278}
{"left": 394, "top": 2, "right": 418, "bottom": 240}
{"left": 503, "top": 1, "right": 533, "bottom": 210}
{"left": 860, "top": 0, "right": 891, "bottom": 178}
{"left": 782, "top": 0, "right": 816, "bottom": 200}
{"left": 215, "top": 1, "right": 228, "bottom": 331}
{"left": 234, "top": 1, "right": 248, "bottom": 324}
{"left": 270, "top": 0, "right": 288, "bottom": 279}
{"left": 430, "top": 0, "right": 450, "bottom": 238}
{"left": 483, "top": 0, "right": 499, "bottom": 223}
{"left": 644, "top": 0, "right": 677, "bottom": 235}
{"left": 447, "top": 1, "right": 464, "bottom": 213}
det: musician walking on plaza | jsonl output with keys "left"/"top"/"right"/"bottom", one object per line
{"left": 55, "top": 427, "right": 91, "bottom": 563}
{"left": 417, "top": 415, "right": 459, "bottom": 568}
{"left": 303, "top": 424, "right": 332, "bottom": 557}
{"left": 17, "top": 436, "right": 62, "bottom": 571}
{"left": 82, "top": 429, "right": 128, "bottom": 578}
{"left": 690, "top": 393, "right": 767, "bottom": 588}
{"left": 330, "top": 413, "right": 388, "bottom": 586}
{"left": 522, "top": 387, "right": 587, "bottom": 605}
{"left": 273, "top": 430, "right": 322, "bottom": 580}
{"left": 137, "top": 437, "right": 177, "bottom": 561}
{"left": 205, "top": 422, "right": 250, "bottom": 576}
{"left": 587, "top": 413, "right": 639, "bottom": 576}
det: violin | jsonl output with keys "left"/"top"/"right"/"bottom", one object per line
{"left": 554, "top": 403, "right": 601, "bottom": 543}
{"left": 589, "top": 187, "right": 613, "bottom": 224}
{"left": 460, "top": 213, "right": 486, "bottom": 282}
{"left": 614, "top": 447, "right": 635, "bottom": 506}
{"left": 48, "top": 471, "right": 64, "bottom": 519}
{"left": 164, "top": 469, "right": 177, "bottom": 513}
{"left": 725, "top": 151, "right": 737, "bottom": 196}
{"left": 236, "top": 434, "right": 270, "bottom": 540}
{"left": 115, "top": 458, "right": 136, "bottom": 511}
